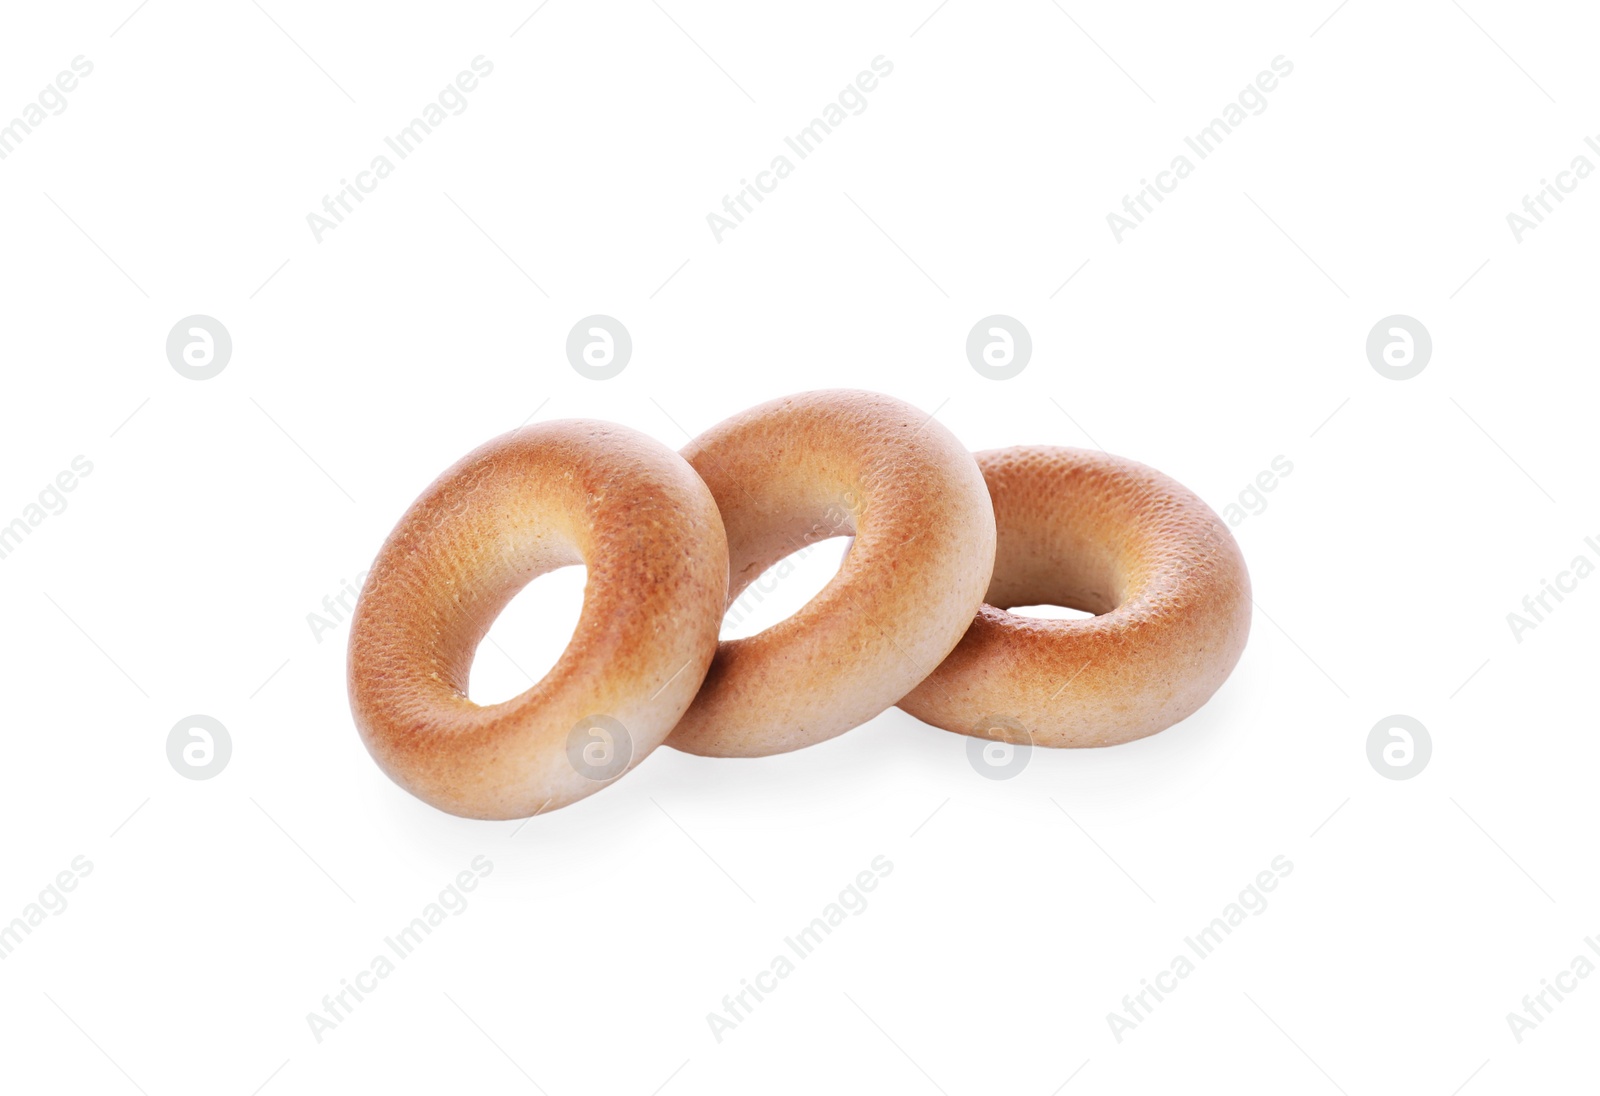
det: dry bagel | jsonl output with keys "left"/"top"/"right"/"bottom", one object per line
{"left": 898, "top": 446, "right": 1250, "bottom": 747}
{"left": 666, "top": 390, "right": 996, "bottom": 757}
{"left": 347, "top": 420, "right": 728, "bottom": 819}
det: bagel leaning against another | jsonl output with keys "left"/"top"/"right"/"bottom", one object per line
{"left": 666, "top": 389, "right": 997, "bottom": 758}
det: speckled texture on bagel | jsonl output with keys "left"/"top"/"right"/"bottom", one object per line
{"left": 347, "top": 420, "right": 728, "bottom": 819}
{"left": 666, "top": 390, "right": 996, "bottom": 757}
{"left": 898, "top": 446, "right": 1250, "bottom": 747}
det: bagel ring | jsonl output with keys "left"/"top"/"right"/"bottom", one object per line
{"left": 666, "top": 390, "right": 996, "bottom": 757}
{"left": 899, "top": 446, "right": 1250, "bottom": 747}
{"left": 348, "top": 421, "right": 728, "bottom": 819}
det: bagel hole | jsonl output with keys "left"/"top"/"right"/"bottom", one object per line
{"left": 721, "top": 536, "right": 852, "bottom": 640}
{"left": 468, "top": 564, "right": 588, "bottom": 705}
{"left": 1004, "top": 603, "right": 1097, "bottom": 620}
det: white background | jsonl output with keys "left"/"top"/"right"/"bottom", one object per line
{"left": 1, "top": 1, "right": 1594, "bottom": 1092}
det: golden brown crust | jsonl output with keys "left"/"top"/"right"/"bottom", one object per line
{"left": 347, "top": 420, "right": 728, "bottom": 819}
{"left": 666, "top": 390, "right": 996, "bottom": 757}
{"left": 898, "top": 446, "right": 1251, "bottom": 747}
